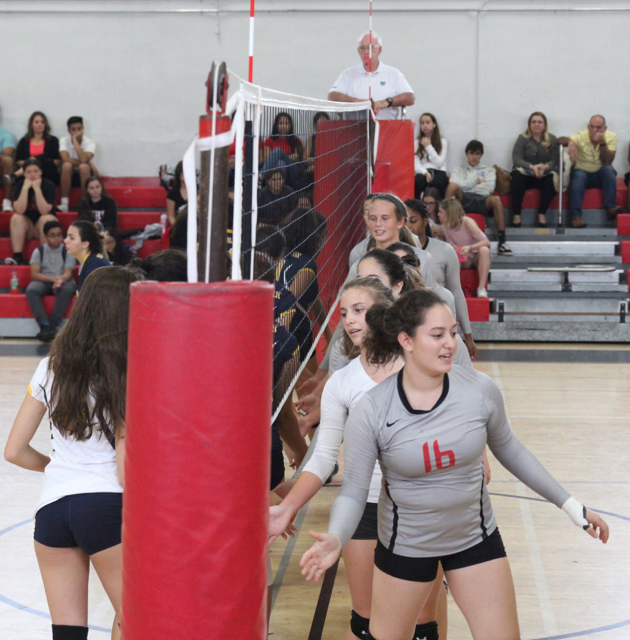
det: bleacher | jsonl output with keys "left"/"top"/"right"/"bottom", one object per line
{"left": 0, "top": 179, "right": 166, "bottom": 337}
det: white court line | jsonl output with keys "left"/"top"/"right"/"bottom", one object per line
{"left": 490, "top": 362, "right": 558, "bottom": 635}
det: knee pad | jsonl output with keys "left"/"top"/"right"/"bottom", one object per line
{"left": 350, "top": 609, "right": 370, "bottom": 638}
{"left": 52, "top": 624, "right": 89, "bottom": 640}
{"left": 414, "top": 620, "right": 439, "bottom": 640}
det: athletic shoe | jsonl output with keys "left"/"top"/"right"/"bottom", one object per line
{"left": 497, "top": 242, "right": 513, "bottom": 256}
{"left": 2, "top": 198, "right": 12, "bottom": 211}
{"left": 570, "top": 218, "right": 587, "bottom": 228}
{"left": 57, "top": 202, "right": 69, "bottom": 213}
{"left": 476, "top": 286, "right": 488, "bottom": 298}
{"left": 4, "top": 257, "right": 18, "bottom": 265}
{"left": 36, "top": 326, "right": 56, "bottom": 342}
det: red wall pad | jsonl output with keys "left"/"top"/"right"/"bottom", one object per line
{"left": 372, "top": 120, "right": 415, "bottom": 200}
{"left": 123, "top": 281, "right": 273, "bottom": 640}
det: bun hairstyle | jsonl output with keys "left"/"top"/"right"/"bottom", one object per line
{"left": 359, "top": 248, "right": 413, "bottom": 293}
{"left": 383, "top": 242, "right": 425, "bottom": 290}
{"left": 339, "top": 276, "right": 395, "bottom": 360}
{"left": 366, "top": 193, "right": 418, "bottom": 250}
{"left": 364, "top": 289, "right": 446, "bottom": 365}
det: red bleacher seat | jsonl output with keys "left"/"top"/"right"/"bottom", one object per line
{"left": 617, "top": 214, "right": 630, "bottom": 236}
{"left": 459, "top": 268, "right": 479, "bottom": 294}
{"left": 0, "top": 293, "right": 76, "bottom": 318}
{"left": 621, "top": 241, "right": 630, "bottom": 264}
{"left": 137, "top": 239, "right": 162, "bottom": 259}
{"left": 466, "top": 297, "right": 489, "bottom": 321}
{"left": 0, "top": 238, "right": 40, "bottom": 261}
{"left": 465, "top": 214, "right": 486, "bottom": 232}
{"left": 0, "top": 265, "right": 79, "bottom": 290}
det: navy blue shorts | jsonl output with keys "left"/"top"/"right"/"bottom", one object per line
{"left": 34, "top": 493, "right": 123, "bottom": 556}
{"left": 374, "top": 527, "right": 506, "bottom": 583}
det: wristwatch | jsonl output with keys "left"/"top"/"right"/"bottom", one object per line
{"left": 386, "top": 97, "right": 394, "bottom": 107}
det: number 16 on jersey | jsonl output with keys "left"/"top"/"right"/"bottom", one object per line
{"left": 423, "top": 440, "right": 456, "bottom": 473}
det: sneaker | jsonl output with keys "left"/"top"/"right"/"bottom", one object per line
{"left": 36, "top": 326, "right": 55, "bottom": 342}
{"left": 57, "top": 201, "right": 69, "bottom": 213}
{"left": 476, "top": 286, "right": 488, "bottom": 298}
{"left": 497, "top": 242, "right": 513, "bottom": 256}
{"left": 4, "top": 256, "right": 18, "bottom": 265}
{"left": 570, "top": 217, "right": 587, "bottom": 228}
{"left": 2, "top": 198, "right": 12, "bottom": 211}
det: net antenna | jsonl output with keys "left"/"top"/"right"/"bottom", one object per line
{"left": 248, "top": 0, "right": 255, "bottom": 82}
{"left": 368, "top": 0, "right": 373, "bottom": 101}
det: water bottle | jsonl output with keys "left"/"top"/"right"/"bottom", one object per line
{"left": 160, "top": 213, "right": 168, "bottom": 235}
{"left": 10, "top": 269, "right": 19, "bottom": 294}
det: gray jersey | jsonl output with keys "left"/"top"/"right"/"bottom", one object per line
{"left": 328, "top": 365, "right": 571, "bottom": 556}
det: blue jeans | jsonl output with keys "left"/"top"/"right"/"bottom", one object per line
{"left": 569, "top": 165, "right": 617, "bottom": 219}
{"left": 261, "top": 148, "right": 304, "bottom": 190}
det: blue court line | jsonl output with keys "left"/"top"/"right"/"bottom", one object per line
{"left": 532, "top": 618, "right": 630, "bottom": 639}
{"left": 0, "top": 518, "right": 111, "bottom": 634}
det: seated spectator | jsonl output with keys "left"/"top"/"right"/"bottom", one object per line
{"left": 304, "top": 111, "right": 330, "bottom": 188}
{"left": 104, "top": 229, "right": 132, "bottom": 266}
{"left": 258, "top": 169, "right": 297, "bottom": 224}
{"left": 0, "top": 109, "right": 16, "bottom": 211}
{"left": 166, "top": 161, "right": 188, "bottom": 226}
{"left": 64, "top": 220, "right": 111, "bottom": 291}
{"left": 59, "top": 116, "right": 98, "bottom": 212}
{"left": 438, "top": 198, "right": 491, "bottom": 299}
{"left": 260, "top": 112, "right": 305, "bottom": 190}
{"left": 511, "top": 112, "right": 558, "bottom": 228}
{"left": 414, "top": 113, "right": 448, "bottom": 198}
{"left": 130, "top": 249, "right": 188, "bottom": 282}
{"left": 421, "top": 186, "right": 442, "bottom": 238}
{"left": 557, "top": 115, "right": 622, "bottom": 228}
{"left": 169, "top": 204, "right": 188, "bottom": 251}
{"left": 15, "top": 111, "right": 60, "bottom": 185}
{"left": 256, "top": 224, "right": 287, "bottom": 267}
{"left": 77, "top": 176, "right": 118, "bottom": 230}
{"left": 446, "top": 140, "right": 512, "bottom": 256}
{"left": 5, "top": 158, "right": 57, "bottom": 265}
{"left": 26, "top": 220, "right": 76, "bottom": 342}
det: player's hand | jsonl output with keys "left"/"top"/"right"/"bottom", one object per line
{"left": 297, "top": 376, "right": 320, "bottom": 398}
{"left": 295, "top": 393, "right": 320, "bottom": 415}
{"left": 584, "top": 509, "right": 609, "bottom": 543}
{"left": 300, "top": 531, "right": 342, "bottom": 582}
{"left": 269, "top": 504, "right": 296, "bottom": 544}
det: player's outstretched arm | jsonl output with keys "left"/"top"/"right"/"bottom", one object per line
{"left": 562, "top": 497, "right": 610, "bottom": 543}
{"left": 300, "top": 531, "right": 342, "bottom": 582}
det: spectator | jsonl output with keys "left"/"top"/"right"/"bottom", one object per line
{"left": 414, "top": 113, "right": 448, "bottom": 198}
{"left": 130, "top": 249, "right": 188, "bottom": 282}
{"left": 59, "top": 116, "right": 97, "bottom": 212}
{"left": 446, "top": 140, "right": 512, "bottom": 256}
{"left": 26, "top": 220, "right": 77, "bottom": 342}
{"left": 260, "top": 112, "right": 305, "bottom": 190}
{"left": 258, "top": 168, "right": 297, "bottom": 224}
{"left": 77, "top": 176, "right": 118, "bottom": 230}
{"left": 5, "top": 158, "right": 57, "bottom": 265}
{"left": 169, "top": 204, "right": 188, "bottom": 252}
{"left": 558, "top": 115, "right": 623, "bottom": 228}
{"left": 104, "top": 229, "right": 132, "bottom": 266}
{"left": 0, "top": 109, "right": 16, "bottom": 211}
{"left": 166, "top": 161, "right": 188, "bottom": 226}
{"left": 439, "top": 198, "right": 491, "bottom": 298}
{"left": 64, "top": 220, "right": 111, "bottom": 292}
{"left": 329, "top": 31, "right": 415, "bottom": 120}
{"left": 422, "top": 185, "right": 442, "bottom": 227}
{"left": 304, "top": 111, "right": 330, "bottom": 188}
{"left": 511, "top": 112, "right": 558, "bottom": 228}
{"left": 15, "top": 111, "right": 60, "bottom": 185}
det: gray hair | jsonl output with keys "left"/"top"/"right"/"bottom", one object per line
{"left": 357, "top": 31, "right": 382, "bottom": 47}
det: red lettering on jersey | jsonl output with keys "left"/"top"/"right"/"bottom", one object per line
{"left": 423, "top": 442, "right": 432, "bottom": 473}
{"left": 433, "top": 440, "right": 455, "bottom": 469}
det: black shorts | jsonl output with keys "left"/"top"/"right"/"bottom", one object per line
{"left": 462, "top": 192, "right": 491, "bottom": 217}
{"left": 351, "top": 502, "right": 378, "bottom": 540}
{"left": 70, "top": 165, "right": 94, "bottom": 187}
{"left": 374, "top": 527, "right": 506, "bottom": 583}
{"left": 34, "top": 493, "right": 123, "bottom": 556}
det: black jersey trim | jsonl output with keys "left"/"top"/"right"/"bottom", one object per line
{"left": 384, "top": 481, "right": 399, "bottom": 551}
{"left": 396, "top": 369, "right": 450, "bottom": 415}
{"left": 478, "top": 471, "right": 488, "bottom": 539}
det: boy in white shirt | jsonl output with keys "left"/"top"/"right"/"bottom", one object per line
{"left": 59, "top": 116, "right": 98, "bottom": 212}
{"left": 446, "top": 140, "right": 512, "bottom": 256}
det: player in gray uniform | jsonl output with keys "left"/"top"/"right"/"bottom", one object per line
{"left": 301, "top": 290, "right": 609, "bottom": 640}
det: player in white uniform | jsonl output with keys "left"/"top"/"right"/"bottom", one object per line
{"left": 271, "top": 278, "right": 444, "bottom": 640}
{"left": 301, "top": 289, "right": 609, "bottom": 640}
{"left": 5, "top": 267, "right": 143, "bottom": 640}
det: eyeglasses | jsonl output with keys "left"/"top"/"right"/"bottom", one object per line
{"left": 357, "top": 45, "right": 380, "bottom": 53}
{"left": 47, "top": 232, "right": 64, "bottom": 238}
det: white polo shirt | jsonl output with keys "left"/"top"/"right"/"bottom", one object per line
{"left": 330, "top": 62, "right": 414, "bottom": 120}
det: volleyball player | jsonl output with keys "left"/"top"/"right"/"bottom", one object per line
{"left": 301, "top": 289, "right": 609, "bottom": 640}
{"left": 4, "top": 267, "right": 144, "bottom": 640}
{"left": 271, "top": 277, "right": 443, "bottom": 640}
{"left": 64, "top": 220, "right": 111, "bottom": 291}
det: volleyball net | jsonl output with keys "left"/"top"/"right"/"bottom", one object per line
{"left": 225, "top": 73, "right": 371, "bottom": 417}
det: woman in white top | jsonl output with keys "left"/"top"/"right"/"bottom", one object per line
{"left": 5, "top": 266, "right": 143, "bottom": 640}
{"left": 414, "top": 113, "right": 448, "bottom": 199}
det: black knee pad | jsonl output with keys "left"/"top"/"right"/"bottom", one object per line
{"left": 52, "top": 624, "right": 89, "bottom": 640}
{"left": 350, "top": 609, "right": 370, "bottom": 638}
{"left": 414, "top": 620, "right": 439, "bottom": 640}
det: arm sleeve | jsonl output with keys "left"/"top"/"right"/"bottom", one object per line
{"left": 418, "top": 249, "right": 436, "bottom": 289}
{"left": 59, "top": 137, "right": 69, "bottom": 153}
{"left": 426, "top": 139, "right": 447, "bottom": 170}
{"left": 303, "top": 373, "right": 348, "bottom": 483}
{"left": 46, "top": 137, "right": 60, "bottom": 160}
{"left": 512, "top": 135, "right": 529, "bottom": 170}
{"left": 84, "top": 138, "right": 96, "bottom": 155}
{"left": 442, "top": 243, "right": 471, "bottom": 334}
{"left": 42, "top": 181, "right": 56, "bottom": 205}
{"left": 28, "top": 358, "right": 51, "bottom": 403}
{"left": 606, "top": 131, "right": 618, "bottom": 152}
{"left": 482, "top": 376, "right": 570, "bottom": 508}
{"left": 29, "top": 248, "right": 41, "bottom": 266}
{"left": 327, "top": 395, "right": 379, "bottom": 546}
{"left": 15, "top": 138, "right": 29, "bottom": 161}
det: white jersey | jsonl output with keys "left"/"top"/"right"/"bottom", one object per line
{"left": 330, "top": 62, "right": 414, "bottom": 121}
{"left": 303, "top": 357, "right": 382, "bottom": 502}
{"left": 28, "top": 358, "right": 122, "bottom": 514}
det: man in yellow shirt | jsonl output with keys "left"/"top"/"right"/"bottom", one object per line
{"left": 558, "top": 115, "right": 622, "bottom": 228}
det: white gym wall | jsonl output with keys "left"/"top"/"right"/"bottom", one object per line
{"left": 2, "top": 0, "right": 629, "bottom": 177}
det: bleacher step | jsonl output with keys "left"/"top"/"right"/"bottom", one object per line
{"left": 470, "top": 320, "right": 629, "bottom": 342}
{"left": 490, "top": 241, "right": 616, "bottom": 257}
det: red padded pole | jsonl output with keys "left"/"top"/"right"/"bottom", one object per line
{"left": 122, "top": 280, "right": 273, "bottom": 640}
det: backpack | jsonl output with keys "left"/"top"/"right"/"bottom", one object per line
{"left": 39, "top": 245, "right": 68, "bottom": 264}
